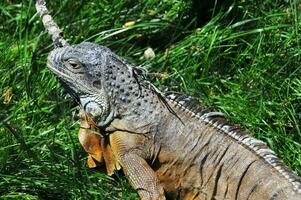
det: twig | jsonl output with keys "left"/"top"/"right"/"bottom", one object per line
{"left": 35, "top": 0, "right": 69, "bottom": 47}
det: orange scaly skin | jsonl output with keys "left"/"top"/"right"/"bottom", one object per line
{"left": 77, "top": 110, "right": 120, "bottom": 175}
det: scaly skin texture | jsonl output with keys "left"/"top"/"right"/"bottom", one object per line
{"left": 47, "top": 42, "right": 301, "bottom": 200}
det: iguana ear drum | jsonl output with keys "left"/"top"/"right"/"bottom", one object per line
{"left": 84, "top": 101, "right": 103, "bottom": 115}
{"left": 80, "top": 96, "right": 104, "bottom": 118}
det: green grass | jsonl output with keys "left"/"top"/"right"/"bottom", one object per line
{"left": 0, "top": 0, "right": 300, "bottom": 199}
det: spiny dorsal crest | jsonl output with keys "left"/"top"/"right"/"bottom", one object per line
{"left": 166, "top": 92, "right": 301, "bottom": 193}
{"left": 166, "top": 92, "right": 224, "bottom": 118}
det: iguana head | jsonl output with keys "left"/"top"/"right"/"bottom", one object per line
{"left": 47, "top": 42, "right": 119, "bottom": 126}
{"left": 47, "top": 42, "right": 151, "bottom": 128}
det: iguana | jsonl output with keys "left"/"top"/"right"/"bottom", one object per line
{"left": 46, "top": 42, "right": 301, "bottom": 200}
{"left": 34, "top": 1, "right": 301, "bottom": 199}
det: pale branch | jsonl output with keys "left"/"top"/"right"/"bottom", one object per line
{"left": 35, "top": 0, "right": 69, "bottom": 47}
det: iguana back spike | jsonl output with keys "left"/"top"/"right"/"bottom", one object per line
{"left": 35, "top": 0, "right": 68, "bottom": 47}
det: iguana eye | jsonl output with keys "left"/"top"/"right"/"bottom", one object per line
{"left": 65, "top": 58, "right": 82, "bottom": 70}
{"left": 68, "top": 59, "right": 81, "bottom": 69}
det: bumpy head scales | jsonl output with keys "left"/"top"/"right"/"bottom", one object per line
{"left": 47, "top": 42, "right": 116, "bottom": 126}
{"left": 47, "top": 42, "right": 150, "bottom": 127}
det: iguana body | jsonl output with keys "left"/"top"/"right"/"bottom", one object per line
{"left": 47, "top": 42, "right": 301, "bottom": 200}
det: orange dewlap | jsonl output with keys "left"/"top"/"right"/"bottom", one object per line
{"left": 78, "top": 110, "right": 120, "bottom": 175}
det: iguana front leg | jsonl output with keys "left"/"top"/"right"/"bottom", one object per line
{"left": 109, "top": 131, "right": 166, "bottom": 200}
{"left": 78, "top": 111, "right": 165, "bottom": 199}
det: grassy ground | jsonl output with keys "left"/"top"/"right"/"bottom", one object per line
{"left": 0, "top": 0, "right": 300, "bottom": 199}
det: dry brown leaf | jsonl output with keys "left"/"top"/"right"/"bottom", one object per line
{"left": 2, "top": 87, "right": 13, "bottom": 104}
